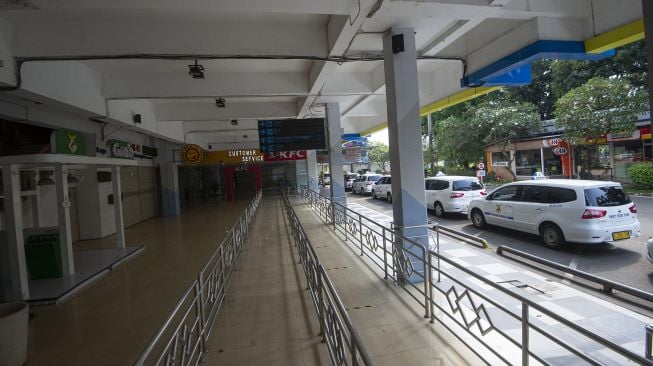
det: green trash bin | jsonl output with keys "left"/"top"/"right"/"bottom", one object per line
{"left": 24, "top": 234, "right": 63, "bottom": 279}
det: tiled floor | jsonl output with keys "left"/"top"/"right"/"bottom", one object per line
{"left": 27, "top": 199, "right": 250, "bottom": 365}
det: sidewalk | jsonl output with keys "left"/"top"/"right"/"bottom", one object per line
{"left": 344, "top": 201, "right": 653, "bottom": 365}
{"left": 290, "top": 200, "right": 476, "bottom": 365}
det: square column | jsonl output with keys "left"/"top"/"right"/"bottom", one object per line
{"left": 306, "top": 150, "right": 319, "bottom": 191}
{"left": 158, "top": 141, "right": 181, "bottom": 216}
{"left": 383, "top": 28, "right": 429, "bottom": 284}
{"left": 2, "top": 164, "right": 29, "bottom": 300}
{"left": 644, "top": 0, "right": 653, "bottom": 156}
{"left": 111, "top": 166, "right": 126, "bottom": 248}
{"left": 55, "top": 165, "right": 75, "bottom": 276}
{"left": 326, "top": 103, "right": 346, "bottom": 206}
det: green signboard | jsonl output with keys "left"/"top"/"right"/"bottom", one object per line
{"left": 107, "top": 139, "right": 135, "bottom": 159}
{"left": 53, "top": 129, "right": 87, "bottom": 155}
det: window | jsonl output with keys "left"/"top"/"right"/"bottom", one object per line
{"left": 585, "top": 186, "right": 631, "bottom": 207}
{"left": 515, "top": 149, "right": 542, "bottom": 176}
{"left": 377, "top": 177, "right": 387, "bottom": 184}
{"left": 545, "top": 187, "right": 577, "bottom": 203}
{"left": 520, "top": 185, "right": 546, "bottom": 203}
{"left": 367, "top": 175, "right": 382, "bottom": 182}
{"left": 491, "top": 151, "right": 510, "bottom": 167}
{"left": 385, "top": 177, "right": 391, "bottom": 184}
{"left": 490, "top": 185, "right": 520, "bottom": 201}
{"left": 426, "top": 180, "right": 448, "bottom": 190}
{"left": 452, "top": 179, "right": 483, "bottom": 191}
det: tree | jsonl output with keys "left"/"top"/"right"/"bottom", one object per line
{"left": 434, "top": 115, "right": 485, "bottom": 167}
{"left": 367, "top": 143, "right": 390, "bottom": 173}
{"left": 555, "top": 76, "right": 649, "bottom": 174}
{"left": 471, "top": 98, "right": 541, "bottom": 180}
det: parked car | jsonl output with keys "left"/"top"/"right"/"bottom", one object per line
{"left": 372, "top": 176, "right": 392, "bottom": 202}
{"left": 468, "top": 179, "right": 640, "bottom": 249}
{"left": 425, "top": 176, "right": 486, "bottom": 217}
{"left": 321, "top": 173, "right": 331, "bottom": 186}
{"left": 344, "top": 173, "right": 360, "bottom": 191}
{"left": 352, "top": 174, "right": 382, "bottom": 195}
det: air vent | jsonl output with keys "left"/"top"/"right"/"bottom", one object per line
{"left": 0, "top": 0, "right": 39, "bottom": 10}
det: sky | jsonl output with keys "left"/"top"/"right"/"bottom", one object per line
{"left": 368, "top": 128, "right": 389, "bottom": 145}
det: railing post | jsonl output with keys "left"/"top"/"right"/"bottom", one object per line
{"left": 428, "top": 250, "right": 435, "bottom": 324}
{"left": 358, "top": 215, "right": 363, "bottom": 256}
{"left": 344, "top": 208, "right": 348, "bottom": 243}
{"left": 383, "top": 227, "right": 388, "bottom": 280}
{"left": 436, "top": 224, "right": 441, "bottom": 283}
{"left": 522, "top": 302, "right": 530, "bottom": 366}
{"left": 332, "top": 201, "right": 336, "bottom": 229}
{"left": 318, "top": 267, "right": 326, "bottom": 343}
{"left": 423, "top": 247, "right": 430, "bottom": 319}
{"left": 194, "top": 280, "right": 208, "bottom": 357}
{"left": 646, "top": 324, "right": 653, "bottom": 360}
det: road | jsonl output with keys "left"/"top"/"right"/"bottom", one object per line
{"left": 346, "top": 192, "right": 653, "bottom": 294}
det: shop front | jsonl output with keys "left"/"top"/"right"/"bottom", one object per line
{"left": 487, "top": 136, "right": 570, "bottom": 180}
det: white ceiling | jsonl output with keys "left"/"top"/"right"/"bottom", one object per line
{"left": 0, "top": 0, "right": 645, "bottom": 145}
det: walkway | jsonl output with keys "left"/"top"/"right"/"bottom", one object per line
{"left": 27, "top": 199, "right": 250, "bottom": 365}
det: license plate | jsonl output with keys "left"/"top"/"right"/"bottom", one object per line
{"left": 612, "top": 231, "right": 630, "bottom": 241}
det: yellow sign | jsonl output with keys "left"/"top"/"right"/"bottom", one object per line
{"left": 181, "top": 144, "right": 204, "bottom": 166}
{"left": 181, "top": 146, "right": 264, "bottom": 166}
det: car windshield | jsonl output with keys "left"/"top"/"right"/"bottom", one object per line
{"left": 584, "top": 186, "right": 631, "bottom": 207}
{"left": 367, "top": 175, "right": 382, "bottom": 182}
{"left": 452, "top": 179, "right": 484, "bottom": 191}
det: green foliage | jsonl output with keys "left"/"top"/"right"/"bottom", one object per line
{"left": 367, "top": 143, "right": 390, "bottom": 172}
{"left": 505, "top": 60, "right": 556, "bottom": 119}
{"left": 628, "top": 163, "right": 653, "bottom": 188}
{"left": 555, "top": 77, "right": 649, "bottom": 144}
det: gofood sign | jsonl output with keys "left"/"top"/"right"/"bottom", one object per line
{"left": 107, "top": 140, "right": 135, "bottom": 159}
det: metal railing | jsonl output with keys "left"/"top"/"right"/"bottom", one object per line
{"left": 429, "top": 221, "right": 491, "bottom": 249}
{"left": 497, "top": 245, "right": 653, "bottom": 303}
{"left": 301, "top": 187, "right": 653, "bottom": 366}
{"left": 282, "top": 190, "right": 373, "bottom": 366}
{"left": 134, "top": 191, "right": 262, "bottom": 366}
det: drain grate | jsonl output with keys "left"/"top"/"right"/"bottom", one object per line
{"left": 498, "top": 280, "right": 545, "bottom": 295}
{"left": 346, "top": 304, "right": 376, "bottom": 311}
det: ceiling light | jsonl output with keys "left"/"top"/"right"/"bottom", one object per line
{"left": 230, "top": 119, "right": 238, "bottom": 125}
{"left": 188, "top": 60, "right": 205, "bottom": 79}
{"left": 215, "top": 98, "right": 226, "bottom": 108}
{"left": 243, "top": 134, "right": 248, "bottom": 139}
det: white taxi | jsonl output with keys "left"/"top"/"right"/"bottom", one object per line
{"left": 468, "top": 180, "right": 640, "bottom": 249}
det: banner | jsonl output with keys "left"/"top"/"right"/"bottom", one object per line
{"left": 52, "top": 129, "right": 87, "bottom": 155}
{"left": 107, "top": 139, "right": 135, "bottom": 159}
{"left": 264, "top": 150, "right": 306, "bottom": 161}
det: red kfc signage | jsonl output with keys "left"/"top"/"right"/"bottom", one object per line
{"left": 264, "top": 150, "right": 307, "bottom": 162}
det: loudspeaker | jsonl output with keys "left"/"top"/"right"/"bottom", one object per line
{"left": 133, "top": 114, "right": 142, "bottom": 124}
{"left": 392, "top": 34, "right": 404, "bottom": 54}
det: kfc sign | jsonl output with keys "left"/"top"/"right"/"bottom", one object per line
{"left": 264, "top": 150, "right": 307, "bottom": 161}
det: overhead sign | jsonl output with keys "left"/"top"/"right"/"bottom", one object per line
{"left": 107, "top": 139, "right": 135, "bottom": 159}
{"left": 52, "top": 129, "right": 87, "bottom": 155}
{"left": 264, "top": 150, "right": 307, "bottom": 162}
{"left": 607, "top": 130, "right": 640, "bottom": 142}
{"left": 258, "top": 118, "right": 326, "bottom": 153}
{"left": 181, "top": 144, "right": 204, "bottom": 165}
{"left": 553, "top": 147, "right": 569, "bottom": 156}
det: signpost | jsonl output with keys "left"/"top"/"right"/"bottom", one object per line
{"left": 258, "top": 118, "right": 326, "bottom": 152}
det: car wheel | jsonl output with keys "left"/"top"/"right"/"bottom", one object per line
{"left": 387, "top": 193, "right": 392, "bottom": 203}
{"left": 471, "top": 209, "right": 486, "bottom": 229}
{"left": 434, "top": 202, "right": 445, "bottom": 218}
{"left": 540, "top": 223, "right": 565, "bottom": 249}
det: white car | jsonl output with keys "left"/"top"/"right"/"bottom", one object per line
{"left": 372, "top": 176, "right": 392, "bottom": 202}
{"left": 425, "top": 176, "right": 487, "bottom": 217}
{"left": 352, "top": 174, "right": 382, "bottom": 195}
{"left": 344, "top": 173, "right": 359, "bottom": 191}
{"left": 468, "top": 180, "right": 640, "bottom": 249}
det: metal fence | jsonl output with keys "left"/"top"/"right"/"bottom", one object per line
{"left": 134, "top": 191, "right": 262, "bottom": 366}
{"left": 281, "top": 190, "right": 373, "bottom": 366}
{"left": 301, "top": 187, "right": 653, "bottom": 366}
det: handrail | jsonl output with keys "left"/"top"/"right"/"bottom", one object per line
{"left": 496, "top": 245, "right": 653, "bottom": 303}
{"left": 134, "top": 191, "right": 262, "bottom": 366}
{"left": 282, "top": 190, "right": 373, "bottom": 366}
{"left": 301, "top": 186, "right": 653, "bottom": 366}
{"left": 428, "top": 221, "right": 490, "bottom": 249}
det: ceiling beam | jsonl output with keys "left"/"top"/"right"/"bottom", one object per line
{"left": 155, "top": 101, "right": 297, "bottom": 121}
{"left": 297, "top": 0, "right": 381, "bottom": 118}
{"left": 13, "top": 21, "right": 327, "bottom": 58}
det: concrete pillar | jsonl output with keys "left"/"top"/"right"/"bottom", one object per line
{"left": 326, "top": 103, "right": 346, "bottom": 206}
{"left": 2, "top": 164, "right": 29, "bottom": 300}
{"left": 158, "top": 141, "right": 181, "bottom": 216}
{"left": 111, "top": 166, "right": 126, "bottom": 249}
{"left": 306, "top": 150, "right": 319, "bottom": 191}
{"left": 55, "top": 165, "right": 75, "bottom": 275}
{"left": 383, "top": 28, "right": 429, "bottom": 284}
{"left": 643, "top": 0, "right": 653, "bottom": 158}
